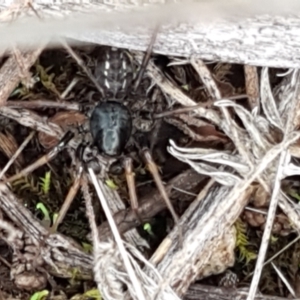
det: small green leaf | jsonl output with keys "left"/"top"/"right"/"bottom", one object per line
{"left": 181, "top": 84, "right": 189, "bottom": 91}
{"left": 39, "top": 171, "right": 51, "bottom": 195}
{"left": 84, "top": 288, "right": 102, "bottom": 300}
{"left": 270, "top": 235, "right": 278, "bottom": 244}
{"left": 143, "top": 223, "right": 154, "bottom": 236}
{"left": 82, "top": 242, "right": 93, "bottom": 253}
{"left": 52, "top": 213, "right": 59, "bottom": 225}
{"left": 19, "top": 183, "right": 31, "bottom": 191}
{"left": 35, "top": 63, "right": 60, "bottom": 96}
{"left": 288, "top": 189, "right": 300, "bottom": 201}
{"left": 36, "top": 203, "right": 50, "bottom": 223}
{"left": 235, "top": 218, "right": 257, "bottom": 264}
{"left": 105, "top": 179, "right": 118, "bottom": 190}
{"left": 30, "top": 290, "right": 49, "bottom": 300}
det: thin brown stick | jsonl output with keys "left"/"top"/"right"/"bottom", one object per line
{"left": 61, "top": 41, "right": 105, "bottom": 97}
{"left": 50, "top": 165, "right": 83, "bottom": 233}
{"left": 133, "top": 23, "right": 160, "bottom": 91}
{"left": 0, "top": 106, "right": 63, "bottom": 138}
{"left": 142, "top": 149, "right": 183, "bottom": 246}
{"left": 0, "top": 130, "right": 35, "bottom": 179}
{"left": 3, "top": 131, "right": 74, "bottom": 184}
{"left": 244, "top": 65, "right": 260, "bottom": 111}
{"left": 7, "top": 100, "right": 80, "bottom": 110}
{"left": 154, "top": 94, "right": 247, "bottom": 118}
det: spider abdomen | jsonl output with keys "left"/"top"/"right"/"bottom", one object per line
{"left": 94, "top": 48, "right": 133, "bottom": 99}
{"left": 90, "top": 101, "right": 132, "bottom": 157}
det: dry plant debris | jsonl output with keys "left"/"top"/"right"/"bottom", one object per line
{"left": 0, "top": 19, "right": 299, "bottom": 300}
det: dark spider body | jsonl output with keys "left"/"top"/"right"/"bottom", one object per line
{"left": 90, "top": 47, "right": 137, "bottom": 158}
{"left": 90, "top": 101, "right": 132, "bottom": 157}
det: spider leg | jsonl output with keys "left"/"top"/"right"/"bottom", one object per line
{"left": 3, "top": 131, "right": 74, "bottom": 184}
{"left": 50, "top": 142, "right": 87, "bottom": 233}
{"left": 50, "top": 163, "right": 83, "bottom": 233}
{"left": 123, "top": 157, "right": 143, "bottom": 225}
{"left": 133, "top": 24, "right": 159, "bottom": 92}
{"left": 141, "top": 148, "right": 183, "bottom": 245}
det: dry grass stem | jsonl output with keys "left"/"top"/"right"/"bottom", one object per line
{"left": 7, "top": 99, "right": 81, "bottom": 110}
{"left": 271, "top": 262, "right": 295, "bottom": 297}
{"left": 247, "top": 150, "right": 288, "bottom": 300}
{"left": 0, "top": 106, "right": 63, "bottom": 138}
{"left": 89, "top": 168, "right": 146, "bottom": 300}
{"left": 0, "top": 130, "right": 35, "bottom": 179}
{"left": 244, "top": 65, "right": 260, "bottom": 111}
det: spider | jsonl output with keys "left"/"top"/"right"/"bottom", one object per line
{"left": 3, "top": 34, "right": 182, "bottom": 241}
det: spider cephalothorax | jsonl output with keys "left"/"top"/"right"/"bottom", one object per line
{"left": 90, "top": 101, "right": 132, "bottom": 157}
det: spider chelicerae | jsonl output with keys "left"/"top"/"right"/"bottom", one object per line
{"left": 4, "top": 37, "right": 182, "bottom": 240}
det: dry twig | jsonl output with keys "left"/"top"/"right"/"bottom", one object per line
{"left": 0, "top": 47, "right": 45, "bottom": 106}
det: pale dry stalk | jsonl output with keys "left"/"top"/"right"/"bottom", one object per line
{"left": 0, "top": 1, "right": 299, "bottom": 70}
